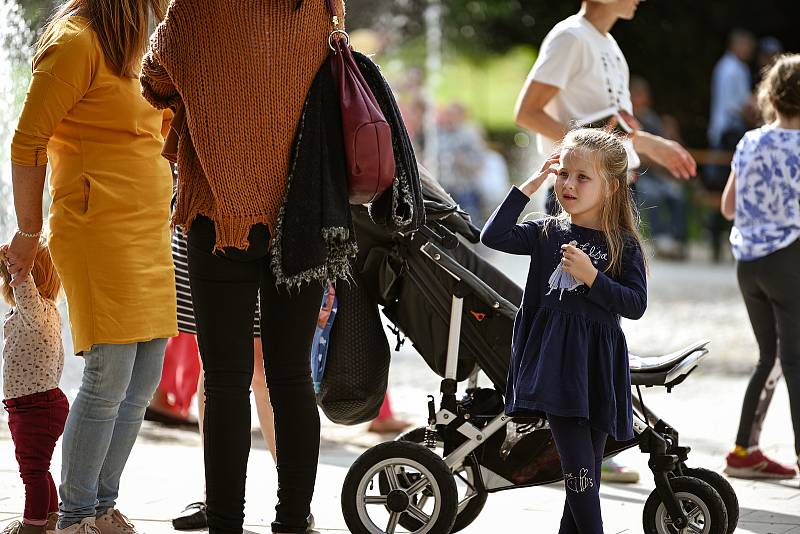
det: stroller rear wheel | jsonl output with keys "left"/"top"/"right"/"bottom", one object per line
{"left": 643, "top": 476, "right": 728, "bottom": 534}
{"left": 681, "top": 467, "right": 739, "bottom": 534}
{"left": 392, "top": 427, "right": 488, "bottom": 532}
{"left": 341, "top": 441, "right": 458, "bottom": 534}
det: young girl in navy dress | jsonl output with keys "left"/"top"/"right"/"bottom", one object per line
{"left": 481, "top": 128, "right": 647, "bottom": 534}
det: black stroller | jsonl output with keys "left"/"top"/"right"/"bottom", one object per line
{"left": 338, "top": 173, "right": 738, "bottom": 534}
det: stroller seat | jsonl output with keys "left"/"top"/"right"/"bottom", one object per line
{"left": 629, "top": 339, "right": 710, "bottom": 388}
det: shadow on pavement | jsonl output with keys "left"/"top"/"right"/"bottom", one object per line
{"left": 738, "top": 508, "right": 800, "bottom": 533}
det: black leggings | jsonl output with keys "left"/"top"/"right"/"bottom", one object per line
{"left": 187, "top": 216, "right": 324, "bottom": 534}
{"left": 548, "top": 414, "right": 608, "bottom": 534}
{"left": 735, "top": 238, "right": 800, "bottom": 455}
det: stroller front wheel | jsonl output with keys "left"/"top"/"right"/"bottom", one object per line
{"left": 342, "top": 441, "right": 458, "bottom": 534}
{"left": 395, "top": 427, "right": 488, "bottom": 533}
{"left": 680, "top": 467, "right": 739, "bottom": 534}
{"left": 643, "top": 476, "right": 728, "bottom": 534}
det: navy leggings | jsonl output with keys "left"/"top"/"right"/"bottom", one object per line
{"left": 548, "top": 414, "right": 608, "bottom": 534}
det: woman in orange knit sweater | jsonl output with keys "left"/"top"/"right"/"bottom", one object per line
{"left": 7, "top": 2, "right": 176, "bottom": 534}
{"left": 140, "top": 2, "right": 345, "bottom": 534}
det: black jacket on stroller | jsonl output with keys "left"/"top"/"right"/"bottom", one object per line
{"left": 318, "top": 170, "right": 520, "bottom": 424}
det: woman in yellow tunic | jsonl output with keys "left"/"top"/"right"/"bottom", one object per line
{"left": 6, "top": 2, "right": 176, "bottom": 534}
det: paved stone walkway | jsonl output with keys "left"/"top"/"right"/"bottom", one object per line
{"left": 2, "top": 253, "right": 798, "bottom": 532}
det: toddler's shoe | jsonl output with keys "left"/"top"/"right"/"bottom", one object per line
{"left": 2, "top": 521, "right": 45, "bottom": 534}
{"left": 94, "top": 509, "right": 137, "bottom": 534}
{"left": 46, "top": 513, "right": 59, "bottom": 534}
{"left": 54, "top": 517, "right": 100, "bottom": 534}
{"left": 724, "top": 449, "right": 797, "bottom": 479}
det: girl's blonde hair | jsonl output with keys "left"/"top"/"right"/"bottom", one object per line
{"left": 544, "top": 128, "right": 647, "bottom": 278}
{"left": 1, "top": 236, "right": 62, "bottom": 306}
{"left": 757, "top": 53, "right": 800, "bottom": 123}
{"left": 38, "top": 0, "right": 167, "bottom": 78}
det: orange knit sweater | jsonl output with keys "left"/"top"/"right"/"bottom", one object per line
{"left": 141, "top": 0, "right": 345, "bottom": 249}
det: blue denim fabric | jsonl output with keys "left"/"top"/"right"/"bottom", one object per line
{"left": 58, "top": 339, "right": 168, "bottom": 528}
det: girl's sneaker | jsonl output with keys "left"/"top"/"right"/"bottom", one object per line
{"left": 94, "top": 509, "right": 137, "bottom": 534}
{"left": 724, "top": 449, "right": 797, "bottom": 479}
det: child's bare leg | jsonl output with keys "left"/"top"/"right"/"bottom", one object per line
{"left": 252, "top": 337, "right": 277, "bottom": 463}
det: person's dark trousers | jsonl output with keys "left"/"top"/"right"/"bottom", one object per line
{"left": 547, "top": 414, "right": 608, "bottom": 534}
{"left": 187, "top": 216, "right": 324, "bottom": 534}
{"left": 735, "top": 238, "right": 800, "bottom": 456}
{"left": 4, "top": 388, "right": 69, "bottom": 525}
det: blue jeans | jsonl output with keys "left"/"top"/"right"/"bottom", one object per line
{"left": 58, "top": 339, "right": 168, "bottom": 528}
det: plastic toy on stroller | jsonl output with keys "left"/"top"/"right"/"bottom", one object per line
{"left": 339, "top": 174, "right": 738, "bottom": 534}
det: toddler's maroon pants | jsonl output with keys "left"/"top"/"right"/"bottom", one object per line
{"left": 4, "top": 388, "right": 69, "bottom": 525}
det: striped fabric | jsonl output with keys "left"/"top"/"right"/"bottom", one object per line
{"left": 172, "top": 230, "right": 261, "bottom": 337}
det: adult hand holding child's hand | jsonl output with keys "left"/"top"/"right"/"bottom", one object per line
{"left": 560, "top": 244, "right": 598, "bottom": 287}
{"left": 5, "top": 234, "right": 38, "bottom": 287}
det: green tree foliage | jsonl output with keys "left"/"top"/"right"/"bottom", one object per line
{"left": 20, "top": 0, "right": 57, "bottom": 37}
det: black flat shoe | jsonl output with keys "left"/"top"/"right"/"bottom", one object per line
{"left": 272, "top": 513, "right": 315, "bottom": 534}
{"left": 172, "top": 502, "right": 207, "bottom": 530}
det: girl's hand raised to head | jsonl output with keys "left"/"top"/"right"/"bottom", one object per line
{"left": 561, "top": 244, "right": 598, "bottom": 287}
{"left": 519, "top": 153, "right": 560, "bottom": 197}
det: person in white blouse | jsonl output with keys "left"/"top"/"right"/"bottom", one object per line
{"left": 515, "top": 0, "right": 696, "bottom": 182}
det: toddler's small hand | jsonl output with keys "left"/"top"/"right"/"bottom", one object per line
{"left": 560, "top": 244, "right": 598, "bottom": 287}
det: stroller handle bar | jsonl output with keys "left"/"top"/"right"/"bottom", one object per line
{"left": 420, "top": 240, "right": 518, "bottom": 321}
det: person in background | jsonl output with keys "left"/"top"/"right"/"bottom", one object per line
{"left": 705, "top": 29, "right": 757, "bottom": 261}
{"left": 7, "top": 2, "right": 177, "bottom": 533}
{"left": 753, "top": 37, "right": 783, "bottom": 86}
{"left": 720, "top": 54, "right": 800, "bottom": 479}
{"left": 515, "top": 0, "right": 696, "bottom": 185}
{"left": 709, "top": 29, "right": 757, "bottom": 152}
{"left": 396, "top": 67, "right": 429, "bottom": 154}
{"left": 629, "top": 76, "right": 687, "bottom": 260}
{"left": 435, "top": 102, "right": 487, "bottom": 221}
{"left": 367, "top": 395, "right": 412, "bottom": 434}
{"left": 514, "top": 0, "right": 695, "bottom": 483}
{"left": 478, "top": 144, "right": 512, "bottom": 224}
{"left": 1, "top": 239, "right": 67, "bottom": 534}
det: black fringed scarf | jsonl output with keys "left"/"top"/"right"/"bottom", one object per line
{"left": 270, "top": 56, "right": 356, "bottom": 289}
{"left": 271, "top": 49, "right": 424, "bottom": 288}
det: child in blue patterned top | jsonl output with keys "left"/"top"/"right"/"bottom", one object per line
{"left": 481, "top": 128, "right": 647, "bottom": 534}
{"left": 721, "top": 54, "right": 800, "bottom": 479}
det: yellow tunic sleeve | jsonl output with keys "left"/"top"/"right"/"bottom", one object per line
{"left": 11, "top": 19, "right": 98, "bottom": 167}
